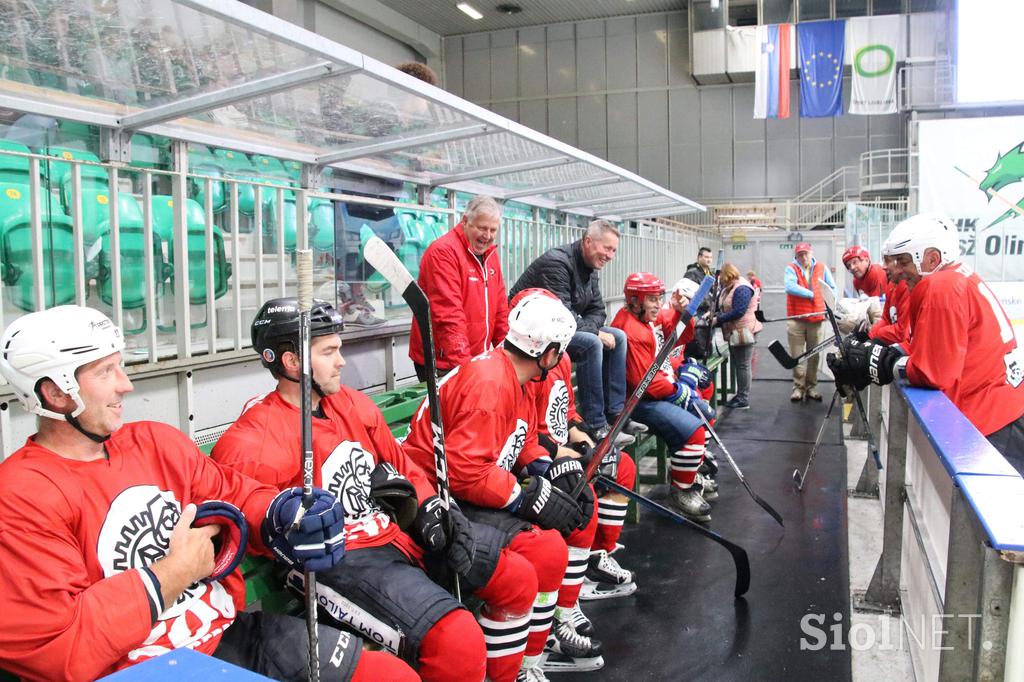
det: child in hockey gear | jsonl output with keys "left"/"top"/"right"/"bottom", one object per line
{"left": 0, "top": 306, "right": 415, "bottom": 682}
{"left": 827, "top": 214, "right": 1024, "bottom": 472}
{"left": 612, "top": 274, "right": 714, "bottom": 523}
{"left": 405, "top": 293, "right": 587, "bottom": 679}
{"left": 214, "top": 298, "right": 538, "bottom": 682}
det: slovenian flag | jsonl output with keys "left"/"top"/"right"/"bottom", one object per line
{"left": 753, "top": 23, "right": 792, "bottom": 119}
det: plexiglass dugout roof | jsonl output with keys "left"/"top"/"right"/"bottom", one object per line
{"left": 0, "top": 0, "right": 703, "bottom": 219}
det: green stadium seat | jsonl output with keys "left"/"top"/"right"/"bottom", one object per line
{"left": 0, "top": 140, "right": 37, "bottom": 185}
{"left": 149, "top": 195, "right": 232, "bottom": 329}
{"left": 187, "top": 145, "right": 228, "bottom": 214}
{"left": 212, "top": 148, "right": 264, "bottom": 216}
{"left": 0, "top": 183, "right": 77, "bottom": 311}
{"left": 40, "top": 146, "right": 109, "bottom": 212}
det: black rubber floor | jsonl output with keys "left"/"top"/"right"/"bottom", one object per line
{"left": 560, "top": 347, "right": 851, "bottom": 681}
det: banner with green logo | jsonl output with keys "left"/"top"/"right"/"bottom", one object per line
{"left": 847, "top": 15, "right": 902, "bottom": 115}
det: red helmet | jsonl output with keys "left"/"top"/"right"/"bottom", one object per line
{"left": 510, "top": 287, "right": 559, "bottom": 308}
{"left": 624, "top": 272, "right": 665, "bottom": 300}
{"left": 842, "top": 245, "right": 870, "bottom": 266}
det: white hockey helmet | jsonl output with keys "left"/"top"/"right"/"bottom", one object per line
{"left": 505, "top": 293, "right": 577, "bottom": 358}
{"left": 673, "top": 278, "right": 701, "bottom": 301}
{"left": 882, "top": 213, "right": 960, "bottom": 277}
{"left": 0, "top": 306, "right": 125, "bottom": 420}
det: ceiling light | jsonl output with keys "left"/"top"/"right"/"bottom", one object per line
{"left": 496, "top": 3, "right": 522, "bottom": 14}
{"left": 457, "top": 2, "right": 484, "bottom": 19}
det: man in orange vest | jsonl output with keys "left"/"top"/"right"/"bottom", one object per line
{"left": 783, "top": 242, "right": 837, "bottom": 402}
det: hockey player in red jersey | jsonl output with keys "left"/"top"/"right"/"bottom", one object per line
{"left": 611, "top": 273, "right": 716, "bottom": 522}
{"left": 842, "top": 245, "right": 887, "bottom": 298}
{"left": 404, "top": 293, "right": 592, "bottom": 682}
{"left": 513, "top": 288, "right": 637, "bottom": 668}
{"left": 213, "top": 298, "right": 540, "bottom": 682}
{"left": 868, "top": 257, "right": 911, "bottom": 346}
{"left": 0, "top": 306, "right": 413, "bottom": 682}
{"left": 829, "top": 214, "right": 1024, "bottom": 474}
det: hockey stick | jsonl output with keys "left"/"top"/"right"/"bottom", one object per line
{"left": 693, "top": 408, "right": 785, "bottom": 527}
{"left": 596, "top": 475, "right": 750, "bottom": 598}
{"left": 574, "top": 275, "right": 716, "bottom": 497}
{"left": 363, "top": 236, "right": 461, "bottom": 601}
{"left": 767, "top": 335, "right": 837, "bottom": 370}
{"left": 792, "top": 389, "right": 840, "bottom": 490}
{"left": 819, "top": 282, "right": 882, "bottom": 470}
{"left": 295, "top": 249, "right": 320, "bottom": 682}
{"left": 755, "top": 309, "right": 827, "bottom": 324}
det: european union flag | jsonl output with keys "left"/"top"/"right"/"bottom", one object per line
{"left": 797, "top": 20, "right": 845, "bottom": 117}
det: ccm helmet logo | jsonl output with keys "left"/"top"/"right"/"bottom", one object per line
{"left": 262, "top": 349, "right": 276, "bottom": 363}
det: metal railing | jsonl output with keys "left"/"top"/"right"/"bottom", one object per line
{"left": 853, "top": 382, "right": 1024, "bottom": 681}
{"left": 669, "top": 198, "right": 908, "bottom": 232}
{"left": 899, "top": 58, "right": 956, "bottom": 112}
{"left": 860, "top": 148, "right": 911, "bottom": 196}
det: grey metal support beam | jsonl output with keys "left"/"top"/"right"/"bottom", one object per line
{"left": 854, "top": 384, "right": 882, "bottom": 497}
{"left": 602, "top": 201, "right": 680, "bottom": 218}
{"left": 317, "top": 122, "right": 494, "bottom": 165}
{"left": 502, "top": 176, "right": 621, "bottom": 200}
{"left": 120, "top": 62, "right": 344, "bottom": 129}
{"left": 855, "top": 386, "right": 909, "bottom": 613}
{"left": 560, "top": 191, "right": 658, "bottom": 210}
{"left": 432, "top": 156, "right": 571, "bottom": 186}
{"left": 610, "top": 204, "right": 689, "bottom": 221}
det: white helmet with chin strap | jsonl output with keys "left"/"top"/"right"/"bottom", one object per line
{"left": 882, "top": 213, "right": 961, "bottom": 277}
{"left": 504, "top": 293, "right": 577, "bottom": 358}
{"left": 0, "top": 305, "right": 125, "bottom": 421}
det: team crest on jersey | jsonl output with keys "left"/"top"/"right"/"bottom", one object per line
{"left": 1005, "top": 348, "right": 1024, "bottom": 388}
{"left": 545, "top": 380, "right": 570, "bottom": 445}
{"left": 97, "top": 486, "right": 235, "bottom": 660}
{"left": 321, "top": 441, "right": 377, "bottom": 518}
{"left": 497, "top": 419, "right": 528, "bottom": 472}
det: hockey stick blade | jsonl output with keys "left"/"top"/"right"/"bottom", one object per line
{"left": 363, "top": 236, "right": 462, "bottom": 600}
{"left": 767, "top": 335, "right": 836, "bottom": 371}
{"left": 596, "top": 475, "right": 750, "bottom": 598}
{"left": 694, "top": 408, "right": 784, "bottom": 527}
{"left": 756, "top": 309, "right": 827, "bottom": 324}
{"left": 575, "top": 274, "right": 716, "bottom": 497}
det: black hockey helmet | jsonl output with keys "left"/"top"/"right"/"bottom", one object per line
{"left": 251, "top": 297, "right": 345, "bottom": 374}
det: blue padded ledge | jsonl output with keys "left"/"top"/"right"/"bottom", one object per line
{"left": 956, "top": 474, "right": 1024, "bottom": 552}
{"left": 99, "top": 649, "right": 272, "bottom": 681}
{"left": 898, "top": 382, "right": 1019, "bottom": 478}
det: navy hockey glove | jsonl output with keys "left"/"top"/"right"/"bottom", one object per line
{"left": 192, "top": 500, "right": 248, "bottom": 583}
{"left": 262, "top": 487, "right": 345, "bottom": 572}
{"left": 369, "top": 461, "right": 418, "bottom": 530}
{"left": 667, "top": 382, "right": 696, "bottom": 410}
{"left": 514, "top": 476, "right": 584, "bottom": 535}
{"left": 679, "top": 359, "right": 712, "bottom": 390}
{"left": 411, "top": 496, "right": 476, "bottom": 577}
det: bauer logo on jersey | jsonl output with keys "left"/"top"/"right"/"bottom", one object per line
{"left": 97, "top": 486, "right": 235, "bottom": 659}
{"left": 545, "top": 380, "right": 570, "bottom": 444}
{"left": 321, "top": 441, "right": 391, "bottom": 541}
{"left": 497, "top": 419, "right": 529, "bottom": 472}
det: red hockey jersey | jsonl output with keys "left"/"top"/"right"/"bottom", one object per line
{"left": 853, "top": 263, "right": 887, "bottom": 298}
{"left": 526, "top": 354, "right": 581, "bottom": 447}
{"left": 212, "top": 388, "right": 435, "bottom": 550}
{"left": 403, "top": 350, "right": 547, "bottom": 509}
{"left": 0, "top": 422, "right": 278, "bottom": 682}
{"left": 611, "top": 305, "right": 684, "bottom": 400}
{"left": 905, "top": 264, "right": 1024, "bottom": 435}
{"left": 870, "top": 279, "right": 910, "bottom": 346}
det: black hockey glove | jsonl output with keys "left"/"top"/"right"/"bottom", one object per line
{"left": 369, "top": 462, "right": 418, "bottom": 530}
{"left": 411, "top": 496, "right": 476, "bottom": 577}
{"left": 545, "top": 455, "right": 585, "bottom": 496}
{"left": 827, "top": 338, "right": 903, "bottom": 397}
{"left": 576, "top": 483, "right": 595, "bottom": 531}
{"left": 515, "top": 476, "right": 584, "bottom": 535}
{"left": 570, "top": 441, "right": 594, "bottom": 468}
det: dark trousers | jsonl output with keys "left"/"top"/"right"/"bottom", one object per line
{"left": 986, "top": 414, "right": 1024, "bottom": 477}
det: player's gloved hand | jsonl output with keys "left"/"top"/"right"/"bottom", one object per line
{"left": 262, "top": 487, "right": 345, "bottom": 572}
{"left": 680, "top": 359, "right": 713, "bottom": 389}
{"left": 411, "top": 496, "right": 476, "bottom": 577}
{"left": 667, "top": 381, "right": 695, "bottom": 410}
{"left": 514, "top": 476, "right": 584, "bottom": 534}
{"left": 826, "top": 352, "right": 862, "bottom": 398}
{"left": 688, "top": 396, "right": 716, "bottom": 423}
{"left": 576, "top": 483, "right": 596, "bottom": 530}
{"left": 369, "top": 462, "right": 418, "bottom": 530}
{"left": 840, "top": 337, "right": 904, "bottom": 386}
{"left": 545, "top": 455, "right": 585, "bottom": 496}
{"left": 193, "top": 500, "right": 249, "bottom": 583}
{"left": 570, "top": 440, "right": 594, "bottom": 468}
{"left": 596, "top": 448, "right": 620, "bottom": 480}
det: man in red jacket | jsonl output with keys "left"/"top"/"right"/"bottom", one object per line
{"left": 409, "top": 195, "right": 509, "bottom": 380}
{"left": 842, "top": 245, "right": 887, "bottom": 298}
{"left": 868, "top": 257, "right": 911, "bottom": 346}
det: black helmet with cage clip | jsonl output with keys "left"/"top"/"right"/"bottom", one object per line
{"left": 251, "top": 297, "right": 345, "bottom": 380}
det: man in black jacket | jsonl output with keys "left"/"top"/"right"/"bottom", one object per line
{"left": 510, "top": 220, "right": 642, "bottom": 444}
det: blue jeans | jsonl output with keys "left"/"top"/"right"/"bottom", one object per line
{"left": 632, "top": 397, "right": 702, "bottom": 453}
{"left": 566, "top": 326, "right": 627, "bottom": 431}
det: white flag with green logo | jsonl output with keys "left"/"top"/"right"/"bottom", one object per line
{"left": 847, "top": 15, "right": 902, "bottom": 115}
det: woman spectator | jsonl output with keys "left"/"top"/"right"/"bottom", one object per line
{"left": 713, "top": 264, "right": 762, "bottom": 409}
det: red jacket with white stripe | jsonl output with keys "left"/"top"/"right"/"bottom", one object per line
{"left": 408, "top": 224, "right": 509, "bottom": 371}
